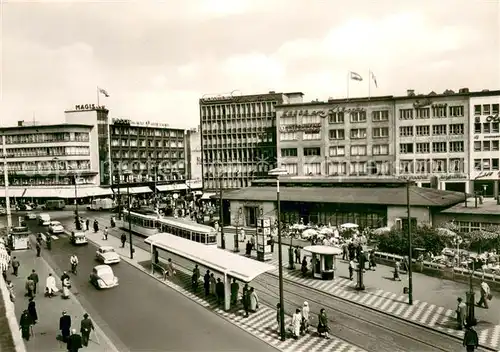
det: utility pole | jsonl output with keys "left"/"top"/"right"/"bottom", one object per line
{"left": 407, "top": 180, "right": 413, "bottom": 305}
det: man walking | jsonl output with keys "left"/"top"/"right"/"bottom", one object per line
{"left": 36, "top": 242, "right": 41, "bottom": 257}
{"left": 80, "top": 313, "right": 94, "bottom": 347}
{"left": 11, "top": 257, "right": 20, "bottom": 276}
{"left": 28, "top": 269, "right": 39, "bottom": 295}
{"left": 120, "top": 233, "right": 127, "bottom": 248}
{"left": 476, "top": 281, "right": 491, "bottom": 309}
{"left": 103, "top": 227, "right": 108, "bottom": 240}
{"left": 59, "top": 311, "right": 72, "bottom": 343}
{"left": 67, "top": 329, "right": 83, "bottom": 352}
{"left": 230, "top": 278, "right": 239, "bottom": 306}
{"left": 463, "top": 323, "right": 479, "bottom": 351}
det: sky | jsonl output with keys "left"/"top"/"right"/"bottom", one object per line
{"left": 0, "top": 0, "right": 499, "bottom": 129}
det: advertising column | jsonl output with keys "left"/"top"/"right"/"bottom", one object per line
{"left": 256, "top": 218, "right": 272, "bottom": 261}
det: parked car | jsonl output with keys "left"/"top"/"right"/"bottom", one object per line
{"left": 37, "top": 213, "right": 51, "bottom": 226}
{"left": 48, "top": 221, "right": 64, "bottom": 234}
{"left": 70, "top": 231, "right": 88, "bottom": 245}
{"left": 89, "top": 265, "right": 119, "bottom": 289}
{"left": 95, "top": 246, "right": 120, "bottom": 264}
{"left": 25, "top": 212, "right": 37, "bottom": 220}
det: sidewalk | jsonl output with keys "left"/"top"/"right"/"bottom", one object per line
{"left": 8, "top": 244, "right": 118, "bottom": 352}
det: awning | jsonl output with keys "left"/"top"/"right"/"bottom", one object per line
{"left": 0, "top": 188, "right": 29, "bottom": 198}
{"left": 77, "top": 187, "right": 113, "bottom": 197}
{"left": 24, "top": 188, "right": 76, "bottom": 198}
{"left": 186, "top": 179, "right": 203, "bottom": 189}
{"left": 156, "top": 184, "right": 188, "bottom": 192}
{"left": 201, "top": 192, "right": 216, "bottom": 200}
{"left": 112, "top": 186, "right": 152, "bottom": 195}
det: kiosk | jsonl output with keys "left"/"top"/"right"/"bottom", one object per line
{"left": 303, "top": 245, "right": 342, "bottom": 280}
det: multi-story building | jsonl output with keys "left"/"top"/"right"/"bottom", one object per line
{"left": 200, "top": 91, "right": 303, "bottom": 191}
{"left": 109, "top": 118, "right": 186, "bottom": 184}
{"left": 185, "top": 128, "right": 202, "bottom": 189}
{"left": 276, "top": 96, "right": 396, "bottom": 177}
{"left": 0, "top": 120, "right": 108, "bottom": 200}
{"left": 395, "top": 89, "right": 471, "bottom": 192}
{"left": 469, "top": 91, "right": 500, "bottom": 198}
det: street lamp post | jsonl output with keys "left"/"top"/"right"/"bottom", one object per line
{"left": 407, "top": 180, "right": 413, "bottom": 305}
{"left": 116, "top": 169, "right": 122, "bottom": 220}
{"left": 217, "top": 165, "right": 225, "bottom": 249}
{"left": 123, "top": 170, "right": 134, "bottom": 259}
{"left": 269, "top": 167, "right": 288, "bottom": 341}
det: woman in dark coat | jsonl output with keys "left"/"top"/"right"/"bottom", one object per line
{"left": 27, "top": 298, "right": 38, "bottom": 324}
{"left": 19, "top": 310, "right": 32, "bottom": 341}
{"left": 317, "top": 308, "right": 330, "bottom": 339}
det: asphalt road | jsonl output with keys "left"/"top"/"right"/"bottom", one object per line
{"left": 23, "top": 216, "right": 277, "bottom": 352}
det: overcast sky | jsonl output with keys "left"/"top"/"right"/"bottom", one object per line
{"left": 1, "top": 0, "right": 499, "bottom": 129}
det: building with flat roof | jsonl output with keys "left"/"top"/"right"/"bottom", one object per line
{"left": 220, "top": 178, "right": 465, "bottom": 229}
{"left": 199, "top": 91, "right": 304, "bottom": 191}
{"left": 468, "top": 91, "right": 500, "bottom": 198}
{"left": 434, "top": 198, "right": 500, "bottom": 231}
{"left": 276, "top": 95, "right": 395, "bottom": 177}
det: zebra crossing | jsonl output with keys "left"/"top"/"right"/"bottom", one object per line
{"left": 143, "top": 263, "right": 365, "bottom": 352}
{"left": 266, "top": 258, "right": 500, "bottom": 350}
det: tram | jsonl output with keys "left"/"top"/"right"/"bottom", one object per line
{"left": 121, "top": 209, "right": 217, "bottom": 245}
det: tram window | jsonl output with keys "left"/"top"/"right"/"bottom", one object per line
{"left": 155, "top": 221, "right": 161, "bottom": 228}
{"left": 183, "top": 230, "right": 189, "bottom": 239}
{"left": 194, "top": 233, "right": 200, "bottom": 242}
{"left": 208, "top": 235, "right": 216, "bottom": 243}
{"left": 200, "top": 234, "right": 206, "bottom": 244}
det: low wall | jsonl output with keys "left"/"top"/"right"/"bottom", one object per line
{"left": 0, "top": 276, "right": 27, "bottom": 352}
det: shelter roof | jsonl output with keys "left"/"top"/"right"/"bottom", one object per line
{"left": 222, "top": 186, "right": 465, "bottom": 207}
{"left": 145, "top": 233, "right": 275, "bottom": 282}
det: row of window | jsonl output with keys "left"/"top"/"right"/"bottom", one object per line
{"left": 399, "top": 141, "right": 466, "bottom": 154}
{"left": 203, "top": 150, "right": 270, "bottom": 164}
{"left": 281, "top": 144, "right": 390, "bottom": 158}
{"left": 200, "top": 101, "right": 277, "bottom": 120}
{"left": 204, "top": 132, "right": 273, "bottom": 147}
{"left": 203, "top": 179, "right": 249, "bottom": 190}
{"left": 326, "top": 110, "right": 390, "bottom": 124}
{"left": 474, "top": 122, "right": 500, "bottom": 134}
{"left": 474, "top": 104, "right": 500, "bottom": 115}
{"left": 399, "top": 124, "right": 464, "bottom": 137}
{"left": 4, "top": 132, "right": 89, "bottom": 145}
{"left": 119, "top": 160, "right": 185, "bottom": 170}
{"left": 399, "top": 159, "right": 464, "bottom": 173}
{"left": 473, "top": 140, "right": 500, "bottom": 152}
{"left": 114, "top": 172, "right": 185, "bottom": 183}
{"left": 0, "top": 176, "right": 94, "bottom": 187}
{"left": 111, "top": 127, "right": 184, "bottom": 138}
{"left": 474, "top": 158, "right": 500, "bottom": 171}
{"left": 5, "top": 146, "right": 90, "bottom": 158}
{"left": 399, "top": 106, "right": 464, "bottom": 120}
{"left": 202, "top": 118, "right": 274, "bottom": 132}
{"left": 2, "top": 160, "right": 91, "bottom": 172}
{"left": 111, "top": 139, "right": 184, "bottom": 148}
{"left": 283, "top": 161, "right": 392, "bottom": 176}
{"left": 112, "top": 150, "right": 184, "bottom": 160}
{"left": 326, "top": 127, "right": 389, "bottom": 140}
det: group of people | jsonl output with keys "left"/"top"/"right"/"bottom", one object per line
{"left": 57, "top": 311, "right": 95, "bottom": 351}
{"left": 284, "top": 302, "right": 330, "bottom": 340}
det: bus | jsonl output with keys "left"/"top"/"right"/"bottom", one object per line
{"left": 120, "top": 209, "right": 217, "bottom": 245}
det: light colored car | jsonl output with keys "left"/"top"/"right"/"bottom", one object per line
{"left": 37, "top": 213, "right": 51, "bottom": 226}
{"left": 25, "top": 212, "right": 37, "bottom": 220}
{"left": 70, "top": 231, "right": 88, "bottom": 245}
{"left": 89, "top": 265, "right": 119, "bottom": 289}
{"left": 95, "top": 246, "right": 121, "bottom": 264}
{"left": 48, "top": 221, "right": 64, "bottom": 234}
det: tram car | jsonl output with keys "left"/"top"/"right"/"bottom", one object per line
{"left": 121, "top": 209, "right": 217, "bottom": 245}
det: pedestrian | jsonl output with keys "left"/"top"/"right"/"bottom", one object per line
{"left": 203, "top": 270, "right": 210, "bottom": 296}
{"left": 19, "top": 309, "right": 32, "bottom": 341}
{"left": 191, "top": 265, "right": 200, "bottom": 291}
{"left": 120, "top": 234, "right": 126, "bottom": 248}
{"left": 45, "top": 273, "right": 58, "bottom": 297}
{"left": 67, "top": 328, "right": 83, "bottom": 352}
{"left": 36, "top": 242, "right": 41, "bottom": 257}
{"left": 295, "top": 246, "right": 301, "bottom": 264}
{"left": 476, "top": 280, "right": 491, "bottom": 309}
{"left": 59, "top": 311, "right": 72, "bottom": 343}
{"left": 215, "top": 278, "right": 224, "bottom": 305}
{"left": 27, "top": 297, "right": 38, "bottom": 324}
{"left": 164, "top": 258, "right": 176, "bottom": 280}
{"left": 291, "top": 308, "right": 301, "bottom": 339}
{"left": 301, "top": 257, "right": 308, "bottom": 276}
{"left": 317, "top": 308, "right": 330, "bottom": 339}
{"left": 93, "top": 219, "right": 99, "bottom": 233}
{"left": 46, "top": 235, "right": 52, "bottom": 250}
{"left": 249, "top": 287, "right": 259, "bottom": 312}
{"left": 80, "top": 313, "right": 94, "bottom": 347}
{"left": 349, "top": 259, "right": 355, "bottom": 280}
{"left": 25, "top": 276, "right": 35, "bottom": 298}
{"left": 209, "top": 273, "right": 216, "bottom": 295}
{"left": 456, "top": 297, "right": 467, "bottom": 330}
{"left": 302, "top": 301, "right": 310, "bottom": 333}
{"left": 11, "top": 256, "right": 20, "bottom": 276}
{"left": 369, "top": 249, "right": 377, "bottom": 270}
{"left": 245, "top": 241, "right": 251, "bottom": 256}
{"left": 242, "top": 288, "right": 250, "bottom": 317}
{"left": 29, "top": 269, "right": 39, "bottom": 295}
{"left": 250, "top": 235, "right": 255, "bottom": 250}
{"left": 269, "top": 236, "right": 274, "bottom": 253}
{"left": 394, "top": 261, "right": 401, "bottom": 281}
{"left": 6, "top": 280, "right": 15, "bottom": 302}
{"left": 230, "top": 278, "right": 239, "bottom": 306}
{"left": 36, "top": 234, "right": 43, "bottom": 246}
{"left": 463, "top": 323, "right": 479, "bottom": 351}
{"left": 103, "top": 227, "right": 108, "bottom": 240}
{"left": 342, "top": 243, "right": 348, "bottom": 260}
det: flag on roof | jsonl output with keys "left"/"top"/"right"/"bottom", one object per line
{"left": 349, "top": 71, "right": 363, "bottom": 81}
{"left": 98, "top": 87, "right": 110, "bottom": 97}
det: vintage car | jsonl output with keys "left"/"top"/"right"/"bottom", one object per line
{"left": 95, "top": 246, "right": 121, "bottom": 264}
{"left": 25, "top": 212, "right": 37, "bottom": 220}
{"left": 70, "top": 231, "right": 88, "bottom": 245}
{"left": 89, "top": 265, "right": 119, "bottom": 289}
{"left": 37, "top": 213, "right": 51, "bottom": 226}
{"left": 48, "top": 221, "right": 65, "bottom": 234}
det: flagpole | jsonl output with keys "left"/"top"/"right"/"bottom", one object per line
{"left": 97, "top": 86, "right": 100, "bottom": 106}
{"left": 347, "top": 71, "right": 350, "bottom": 100}
{"left": 368, "top": 70, "right": 371, "bottom": 99}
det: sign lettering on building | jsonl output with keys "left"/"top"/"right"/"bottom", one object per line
{"left": 486, "top": 114, "right": 500, "bottom": 122}
{"left": 74, "top": 104, "right": 106, "bottom": 110}
{"left": 398, "top": 174, "right": 466, "bottom": 181}
{"left": 413, "top": 99, "right": 433, "bottom": 108}
{"left": 279, "top": 123, "right": 321, "bottom": 133}
{"left": 484, "top": 134, "right": 500, "bottom": 139}
{"left": 111, "top": 118, "right": 170, "bottom": 128}
{"left": 282, "top": 106, "right": 365, "bottom": 118}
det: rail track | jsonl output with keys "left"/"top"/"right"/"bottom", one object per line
{"left": 254, "top": 272, "right": 495, "bottom": 352}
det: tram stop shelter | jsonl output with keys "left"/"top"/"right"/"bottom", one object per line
{"left": 303, "top": 245, "right": 342, "bottom": 280}
{"left": 145, "top": 233, "right": 275, "bottom": 311}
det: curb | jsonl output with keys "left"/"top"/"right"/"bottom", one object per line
{"left": 0, "top": 276, "right": 27, "bottom": 352}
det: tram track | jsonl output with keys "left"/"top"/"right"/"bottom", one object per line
{"left": 255, "top": 272, "right": 494, "bottom": 352}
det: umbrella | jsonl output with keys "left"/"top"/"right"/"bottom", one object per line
{"left": 319, "top": 227, "right": 334, "bottom": 235}
{"left": 301, "top": 228, "right": 318, "bottom": 239}
{"left": 372, "top": 227, "right": 391, "bottom": 235}
{"left": 341, "top": 223, "right": 359, "bottom": 229}
{"left": 436, "top": 228, "right": 456, "bottom": 237}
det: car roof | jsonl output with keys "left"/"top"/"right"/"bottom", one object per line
{"left": 39, "top": 213, "right": 50, "bottom": 216}
{"left": 73, "top": 232, "right": 86, "bottom": 236}
{"left": 99, "top": 246, "right": 114, "bottom": 250}
{"left": 94, "top": 265, "right": 113, "bottom": 272}
{"left": 51, "top": 221, "right": 61, "bottom": 224}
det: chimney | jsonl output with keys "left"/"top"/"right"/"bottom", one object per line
{"left": 458, "top": 88, "right": 470, "bottom": 93}
{"left": 17, "top": 120, "right": 24, "bottom": 127}
{"left": 407, "top": 89, "right": 415, "bottom": 97}
{"left": 269, "top": 91, "right": 276, "bottom": 94}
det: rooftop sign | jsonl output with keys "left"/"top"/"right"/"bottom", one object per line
{"left": 111, "top": 118, "right": 170, "bottom": 128}
{"left": 74, "top": 104, "right": 106, "bottom": 111}
{"left": 282, "top": 106, "right": 365, "bottom": 118}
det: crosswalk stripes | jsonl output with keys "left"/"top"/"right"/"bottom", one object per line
{"left": 267, "top": 261, "right": 500, "bottom": 350}
{"left": 143, "top": 263, "right": 365, "bottom": 352}
{"left": 40, "top": 232, "right": 59, "bottom": 241}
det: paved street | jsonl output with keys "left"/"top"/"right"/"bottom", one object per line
{"left": 16, "top": 214, "right": 279, "bottom": 352}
